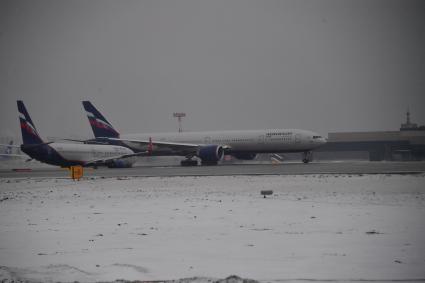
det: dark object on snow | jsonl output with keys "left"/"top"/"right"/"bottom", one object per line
{"left": 261, "top": 190, "right": 273, "bottom": 198}
{"left": 366, "top": 230, "right": 382, "bottom": 235}
{"left": 216, "top": 275, "right": 259, "bottom": 283}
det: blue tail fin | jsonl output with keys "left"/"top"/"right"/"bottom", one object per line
{"left": 82, "top": 101, "right": 120, "bottom": 138}
{"left": 17, "top": 101, "right": 44, "bottom": 145}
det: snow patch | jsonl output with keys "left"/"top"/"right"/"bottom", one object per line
{"left": 0, "top": 175, "right": 424, "bottom": 282}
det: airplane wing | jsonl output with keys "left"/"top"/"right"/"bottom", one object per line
{"left": 61, "top": 138, "right": 90, "bottom": 143}
{"left": 105, "top": 137, "right": 232, "bottom": 155}
{"left": 83, "top": 150, "right": 149, "bottom": 167}
{"left": 111, "top": 137, "right": 199, "bottom": 149}
{"left": 61, "top": 138, "right": 108, "bottom": 144}
{"left": 62, "top": 137, "right": 208, "bottom": 153}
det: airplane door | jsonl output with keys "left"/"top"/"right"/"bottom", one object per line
{"left": 294, "top": 134, "right": 301, "bottom": 144}
{"left": 204, "top": 136, "right": 212, "bottom": 144}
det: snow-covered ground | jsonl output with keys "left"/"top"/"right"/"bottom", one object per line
{"left": 0, "top": 174, "right": 424, "bottom": 282}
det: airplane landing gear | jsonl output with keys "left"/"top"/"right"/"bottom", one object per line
{"left": 181, "top": 158, "right": 198, "bottom": 166}
{"left": 302, "top": 151, "right": 313, "bottom": 163}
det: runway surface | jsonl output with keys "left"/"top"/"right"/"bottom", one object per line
{"left": 1, "top": 161, "right": 425, "bottom": 179}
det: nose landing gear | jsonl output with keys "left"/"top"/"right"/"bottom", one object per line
{"left": 302, "top": 151, "right": 313, "bottom": 163}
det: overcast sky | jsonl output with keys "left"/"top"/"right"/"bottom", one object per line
{"left": 1, "top": 0, "right": 424, "bottom": 140}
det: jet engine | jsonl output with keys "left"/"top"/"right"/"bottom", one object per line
{"left": 197, "top": 145, "right": 224, "bottom": 165}
{"left": 232, "top": 152, "right": 257, "bottom": 160}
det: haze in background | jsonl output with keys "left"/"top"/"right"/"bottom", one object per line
{"left": 1, "top": 0, "right": 424, "bottom": 140}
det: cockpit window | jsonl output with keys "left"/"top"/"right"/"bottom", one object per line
{"left": 313, "top": 136, "right": 322, "bottom": 139}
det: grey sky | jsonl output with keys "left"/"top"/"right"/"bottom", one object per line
{"left": 1, "top": 0, "right": 424, "bottom": 140}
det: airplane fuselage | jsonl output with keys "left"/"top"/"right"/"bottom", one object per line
{"left": 121, "top": 129, "right": 326, "bottom": 156}
{"left": 21, "top": 143, "right": 136, "bottom": 167}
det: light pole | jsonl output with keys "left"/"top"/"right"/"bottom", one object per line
{"left": 173, "top": 112, "right": 186, "bottom": 133}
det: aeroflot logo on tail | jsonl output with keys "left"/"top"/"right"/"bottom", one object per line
{"left": 19, "top": 113, "right": 38, "bottom": 136}
{"left": 86, "top": 111, "right": 118, "bottom": 133}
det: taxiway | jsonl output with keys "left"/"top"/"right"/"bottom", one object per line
{"left": 1, "top": 161, "right": 425, "bottom": 179}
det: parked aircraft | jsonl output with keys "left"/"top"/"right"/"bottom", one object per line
{"left": 15, "top": 101, "right": 143, "bottom": 168}
{"left": 82, "top": 101, "right": 327, "bottom": 166}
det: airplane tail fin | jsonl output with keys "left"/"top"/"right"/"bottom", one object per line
{"left": 82, "top": 101, "right": 120, "bottom": 138}
{"left": 17, "top": 101, "right": 44, "bottom": 145}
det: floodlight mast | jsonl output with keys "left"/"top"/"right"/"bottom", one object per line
{"left": 173, "top": 112, "right": 186, "bottom": 133}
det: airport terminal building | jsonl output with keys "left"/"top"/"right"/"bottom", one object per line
{"left": 319, "top": 111, "right": 425, "bottom": 161}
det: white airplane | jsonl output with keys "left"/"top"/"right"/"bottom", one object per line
{"left": 14, "top": 101, "right": 144, "bottom": 168}
{"left": 82, "top": 101, "right": 327, "bottom": 166}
